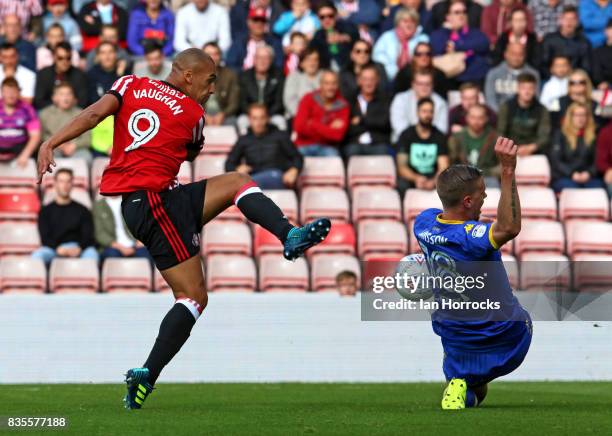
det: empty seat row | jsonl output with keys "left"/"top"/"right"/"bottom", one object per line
{"left": 2, "top": 252, "right": 609, "bottom": 294}
{"left": 2, "top": 218, "right": 612, "bottom": 262}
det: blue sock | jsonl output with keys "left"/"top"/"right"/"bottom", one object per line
{"left": 465, "top": 388, "right": 477, "bottom": 408}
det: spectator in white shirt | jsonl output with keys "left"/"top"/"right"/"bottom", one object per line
{"left": 540, "top": 55, "right": 571, "bottom": 111}
{"left": 390, "top": 70, "right": 447, "bottom": 143}
{"left": 0, "top": 43, "right": 36, "bottom": 103}
{"left": 174, "top": 0, "right": 231, "bottom": 53}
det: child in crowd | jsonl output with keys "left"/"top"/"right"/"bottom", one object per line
{"left": 284, "top": 31, "right": 307, "bottom": 75}
{"left": 540, "top": 55, "right": 571, "bottom": 112}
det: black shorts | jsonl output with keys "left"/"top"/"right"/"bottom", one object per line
{"left": 121, "top": 180, "right": 207, "bottom": 270}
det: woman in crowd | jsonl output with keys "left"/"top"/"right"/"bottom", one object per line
{"left": 392, "top": 41, "right": 448, "bottom": 97}
{"left": 549, "top": 102, "right": 604, "bottom": 192}
{"left": 372, "top": 7, "right": 428, "bottom": 81}
{"left": 552, "top": 69, "right": 598, "bottom": 129}
{"left": 339, "top": 39, "right": 387, "bottom": 99}
{"left": 492, "top": 7, "right": 538, "bottom": 67}
{"left": 283, "top": 47, "right": 322, "bottom": 118}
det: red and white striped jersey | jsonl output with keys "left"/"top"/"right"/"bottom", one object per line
{"left": 99, "top": 75, "right": 205, "bottom": 195}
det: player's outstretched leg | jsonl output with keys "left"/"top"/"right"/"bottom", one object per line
{"left": 124, "top": 256, "right": 206, "bottom": 409}
{"left": 202, "top": 172, "right": 331, "bottom": 259}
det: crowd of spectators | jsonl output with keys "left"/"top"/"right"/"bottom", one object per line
{"left": 1, "top": 0, "right": 612, "bottom": 267}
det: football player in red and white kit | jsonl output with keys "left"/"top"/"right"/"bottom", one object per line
{"left": 37, "top": 48, "right": 331, "bottom": 409}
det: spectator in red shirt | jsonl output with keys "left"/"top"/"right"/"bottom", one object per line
{"left": 293, "top": 70, "right": 350, "bottom": 157}
{"left": 77, "top": 0, "right": 128, "bottom": 53}
{"left": 481, "top": 0, "right": 533, "bottom": 46}
{"left": 0, "top": 77, "right": 40, "bottom": 167}
{"left": 596, "top": 120, "right": 612, "bottom": 196}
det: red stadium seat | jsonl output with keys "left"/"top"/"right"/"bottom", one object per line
{"left": 154, "top": 268, "right": 171, "bottom": 292}
{"left": 559, "top": 188, "right": 609, "bottom": 221}
{"left": 514, "top": 220, "right": 565, "bottom": 258}
{"left": 201, "top": 220, "right": 252, "bottom": 257}
{"left": 518, "top": 187, "right": 557, "bottom": 220}
{"left": 515, "top": 155, "right": 551, "bottom": 186}
{"left": 0, "top": 189, "right": 40, "bottom": 222}
{"left": 42, "top": 158, "right": 90, "bottom": 191}
{"left": 0, "top": 222, "right": 40, "bottom": 256}
{"left": 0, "top": 257, "right": 46, "bottom": 293}
{"left": 263, "top": 189, "right": 298, "bottom": 223}
{"left": 519, "top": 252, "right": 570, "bottom": 291}
{"left": 43, "top": 187, "right": 92, "bottom": 209}
{"left": 177, "top": 161, "right": 193, "bottom": 185}
{"left": 200, "top": 126, "right": 238, "bottom": 155}
{"left": 358, "top": 220, "right": 407, "bottom": 261}
{"left": 194, "top": 155, "right": 226, "bottom": 181}
{"left": 566, "top": 220, "right": 612, "bottom": 257}
{"left": 300, "top": 187, "right": 349, "bottom": 224}
{"left": 101, "top": 258, "right": 152, "bottom": 292}
{"left": 90, "top": 157, "right": 110, "bottom": 191}
{"left": 305, "top": 222, "right": 356, "bottom": 258}
{"left": 501, "top": 254, "right": 519, "bottom": 289}
{"left": 298, "top": 156, "right": 345, "bottom": 188}
{"left": 310, "top": 254, "right": 360, "bottom": 292}
{"left": 352, "top": 187, "right": 402, "bottom": 222}
{"left": 49, "top": 258, "right": 99, "bottom": 293}
{"left": 572, "top": 253, "right": 612, "bottom": 292}
{"left": 347, "top": 155, "right": 396, "bottom": 188}
{"left": 258, "top": 255, "right": 309, "bottom": 292}
{"left": 0, "top": 159, "right": 37, "bottom": 189}
{"left": 403, "top": 189, "right": 442, "bottom": 222}
{"left": 206, "top": 255, "right": 256, "bottom": 292}
{"left": 253, "top": 227, "right": 284, "bottom": 258}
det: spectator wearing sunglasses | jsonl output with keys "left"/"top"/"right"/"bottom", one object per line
{"left": 551, "top": 69, "right": 597, "bottom": 130}
{"left": 429, "top": 0, "right": 482, "bottom": 31}
{"left": 392, "top": 41, "right": 448, "bottom": 97}
{"left": 34, "top": 42, "right": 88, "bottom": 110}
{"left": 339, "top": 39, "right": 387, "bottom": 100}
{"left": 310, "top": 2, "right": 358, "bottom": 70}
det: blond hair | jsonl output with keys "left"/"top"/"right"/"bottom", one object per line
{"left": 561, "top": 102, "right": 595, "bottom": 150}
{"left": 568, "top": 69, "right": 593, "bottom": 102}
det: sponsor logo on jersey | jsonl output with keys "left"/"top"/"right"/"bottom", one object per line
{"left": 472, "top": 224, "right": 487, "bottom": 238}
{"left": 464, "top": 223, "right": 474, "bottom": 234}
{"left": 192, "top": 233, "right": 200, "bottom": 248}
{"left": 417, "top": 230, "right": 448, "bottom": 245}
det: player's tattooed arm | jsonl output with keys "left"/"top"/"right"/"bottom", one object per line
{"left": 37, "top": 94, "right": 120, "bottom": 183}
{"left": 492, "top": 137, "right": 522, "bottom": 247}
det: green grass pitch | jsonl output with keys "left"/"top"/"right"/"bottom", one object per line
{"left": 2, "top": 382, "right": 611, "bottom": 435}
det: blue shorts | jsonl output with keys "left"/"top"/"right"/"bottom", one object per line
{"left": 442, "top": 316, "right": 533, "bottom": 387}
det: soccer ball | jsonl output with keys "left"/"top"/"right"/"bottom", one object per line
{"left": 395, "top": 253, "right": 433, "bottom": 301}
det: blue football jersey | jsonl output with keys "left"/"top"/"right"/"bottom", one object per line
{"left": 413, "top": 208, "right": 528, "bottom": 349}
